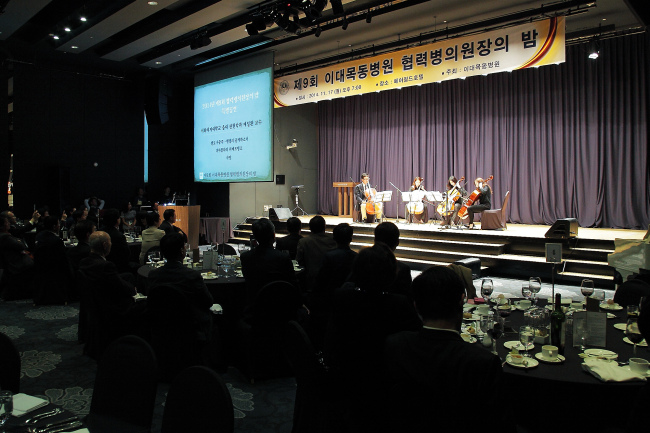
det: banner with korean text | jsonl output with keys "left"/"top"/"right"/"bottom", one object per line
{"left": 274, "top": 17, "right": 565, "bottom": 107}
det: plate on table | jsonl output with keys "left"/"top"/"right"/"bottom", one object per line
{"left": 621, "top": 365, "right": 650, "bottom": 378}
{"left": 463, "top": 304, "right": 475, "bottom": 312}
{"left": 535, "top": 353, "right": 566, "bottom": 364}
{"left": 463, "top": 314, "right": 481, "bottom": 321}
{"left": 202, "top": 273, "right": 218, "bottom": 280}
{"left": 613, "top": 323, "right": 627, "bottom": 331}
{"left": 600, "top": 303, "right": 623, "bottom": 311}
{"left": 460, "top": 334, "right": 477, "bottom": 344}
{"left": 506, "top": 355, "right": 539, "bottom": 369}
{"left": 606, "top": 313, "right": 616, "bottom": 319}
{"left": 584, "top": 349, "right": 618, "bottom": 360}
{"left": 513, "top": 301, "right": 533, "bottom": 311}
{"left": 504, "top": 340, "right": 535, "bottom": 351}
{"left": 623, "top": 337, "right": 648, "bottom": 347}
{"left": 546, "top": 296, "right": 573, "bottom": 304}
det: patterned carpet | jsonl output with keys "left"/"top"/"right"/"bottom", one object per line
{"left": 0, "top": 299, "right": 296, "bottom": 433}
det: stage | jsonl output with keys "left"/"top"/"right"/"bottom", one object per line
{"left": 232, "top": 215, "right": 649, "bottom": 290}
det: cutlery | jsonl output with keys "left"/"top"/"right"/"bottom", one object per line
{"left": 28, "top": 416, "right": 79, "bottom": 433}
{"left": 33, "top": 420, "right": 84, "bottom": 433}
{"left": 25, "top": 408, "right": 64, "bottom": 425}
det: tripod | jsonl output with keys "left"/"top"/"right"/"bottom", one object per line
{"left": 388, "top": 181, "right": 404, "bottom": 223}
{"left": 291, "top": 185, "right": 307, "bottom": 216}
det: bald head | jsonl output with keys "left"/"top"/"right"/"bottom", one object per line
{"left": 89, "top": 231, "right": 111, "bottom": 256}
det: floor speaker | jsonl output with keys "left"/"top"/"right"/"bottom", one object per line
{"left": 545, "top": 218, "right": 578, "bottom": 239}
{"left": 269, "top": 207, "right": 293, "bottom": 220}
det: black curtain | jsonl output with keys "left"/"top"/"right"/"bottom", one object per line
{"left": 318, "top": 33, "right": 649, "bottom": 229}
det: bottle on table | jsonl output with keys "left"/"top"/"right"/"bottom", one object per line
{"left": 550, "top": 293, "right": 566, "bottom": 355}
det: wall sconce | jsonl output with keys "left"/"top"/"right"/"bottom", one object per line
{"left": 287, "top": 138, "right": 298, "bottom": 150}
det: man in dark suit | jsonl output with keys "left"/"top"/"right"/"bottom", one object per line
{"left": 67, "top": 219, "right": 95, "bottom": 274}
{"left": 296, "top": 215, "right": 336, "bottom": 292}
{"left": 241, "top": 218, "right": 297, "bottom": 307}
{"left": 0, "top": 215, "right": 34, "bottom": 300}
{"left": 1, "top": 209, "right": 39, "bottom": 240}
{"left": 353, "top": 172, "right": 370, "bottom": 222}
{"left": 383, "top": 266, "right": 503, "bottom": 433}
{"left": 148, "top": 232, "right": 214, "bottom": 341}
{"left": 101, "top": 208, "right": 133, "bottom": 274}
{"left": 159, "top": 208, "right": 188, "bottom": 243}
{"left": 275, "top": 216, "right": 302, "bottom": 260}
{"left": 33, "top": 215, "right": 73, "bottom": 304}
{"left": 375, "top": 221, "right": 413, "bottom": 299}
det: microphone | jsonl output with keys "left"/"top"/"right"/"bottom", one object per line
{"left": 349, "top": 176, "right": 355, "bottom": 183}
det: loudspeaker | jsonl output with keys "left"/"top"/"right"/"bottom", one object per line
{"left": 269, "top": 207, "right": 293, "bottom": 220}
{"left": 144, "top": 75, "right": 169, "bottom": 125}
{"left": 545, "top": 218, "right": 578, "bottom": 239}
{"left": 276, "top": 174, "right": 285, "bottom": 185}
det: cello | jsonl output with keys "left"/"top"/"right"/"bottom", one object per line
{"left": 458, "top": 175, "right": 493, "bottom": 220}
{"left": 365, "top": 187, "right": 382, "bottom": 218}
{"left": 436, "top": 176, "right": 465, "bottom": 216}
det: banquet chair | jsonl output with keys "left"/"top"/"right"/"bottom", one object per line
{"left": 87, "top": 335, "right": 158, "bottom": 431}
{"left": 283, "top": 321, "right": 331, "bottom": 433}
{"left": 146, "top": 284, "right": 206, "bottom": 382}
{"left": 161, "top": 366, "right": 234, "bottom": 433}
{"left": 613, "top": 278, "right": 650, "bottom": 308}
{"left": 0, "top": 331, "right": 21, "bottom": 393}
{"left": 216, "top": 243, "right": 237, "bottom": 256}
{"left": 235, "top": 280, "right": 302, "bottom": 383}
{"left": 481, "top": 191, "right": 510, "bottom": 230}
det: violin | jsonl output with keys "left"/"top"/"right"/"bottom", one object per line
{"left": 458, "top": 175, "right": 493, "bottom": 220}
{"left": 436, "top": 176, "right": 465, "bottom": 216}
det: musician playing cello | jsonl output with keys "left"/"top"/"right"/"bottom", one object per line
{"left": 465, "top": 177, "right": 492, "bottom": 229}
{"left": 440, "top": 176, "right": 467, "bottom": 226}
{"left": 354, "top": 173, "right": 377, "bottom": 223}
{"left": 407, "top": 177, "right": 428, "bottom": 223}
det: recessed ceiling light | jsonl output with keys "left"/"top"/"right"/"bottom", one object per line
{"left": 155, "top": 61, "right": 162, "bottom": 65}
{"left": 53, "top": 35, "right": 59, "bottom": 40}
{"left": 64, "top": 27, "right": 71, "bottom": 32}
{"left": 80, "top": 17, "right": 87, "bottom": 22}
{"left": 148, "top": 1, "right": 158, "bottom": 5}
{"left": 71, "top": 45, "right": 78, "bottom": 49}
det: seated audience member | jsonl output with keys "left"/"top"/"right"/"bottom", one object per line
{"left": 0, "top": 215, "right": 34, "bottom": 300}
{"left": 241, "top": 218, "right": 297, "bottom": 306}
{"left": 325, "top": 243, "right": 421, "bottom": 432}
{"left": 135, "top": 210, "right": 148, "bottom": 231}
{"left": 375, "top": 221, "right": 412, "bottom": 299}
{"left": 139, "top": 212, "right": 165, "bottom": 265}
{"left": 70, "top": 207, "right": 88, "bottom": 239}
{"left": 148, "top": 232, "right": 214, "bottom": 342}
{"left": 33, "top": 215, "right": 73, "bottom": 304}
{"left": 1, "top": 209, "right": 39, "bottom": 240}
{"left": 383, "top": 266, "right": 503, "bottom": 432}
{"left": 101, "top": 208, "right": 133, "bottom": 273}
{"left": 34, "top": 206, "right": 50, "bottom": 232}
{"left": 159, "top": 209, "right": 188, "bottom": 243}
{"left": 275, "top": 216, "right": 303, "bottom": 260}
{"left": 296, "top": 215, "right": 336, "bottom": 291}
{"left": 120, "top": 202, "right": 137, "bottom": 231}
{"left": 67, "top": 220, "right": 96, "bottom": 274}
{"left": 84, "top": 196, "right": 105, "bottom": 211}
{"left": 78, "top": 231, "right": 140, "bottom": 319}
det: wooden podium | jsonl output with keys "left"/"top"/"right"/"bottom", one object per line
{"left": 332, "top": 181, "right": 356, "bottom": 217}
{"left": 158, "top": 205, "right": 201, "bottom": 249}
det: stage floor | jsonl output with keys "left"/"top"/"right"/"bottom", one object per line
{"left": 291, "top": 215, "right": 648, "bottom": 242}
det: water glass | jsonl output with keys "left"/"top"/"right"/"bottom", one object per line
{"left": 519, "top": 326, "right": 534, "bottom": 357}
{"left": 0, "top": 390, "right": 12, "bottom": 428}
{"left": 481, "top": 279, "right": 494, "bottom": 302}
{"left": 593, "top": 290, "right": 605, "bottom": 302}
{"left": 529, "top": 277, "right": 541, "bottom": 305}
{"left": 627, "top": 305, "right": 640, "bottom": 318}
{"left": 521, "top": 283, "right": 533, "bottom": 301}
{"left": 626, "top": 318, "right": 644, "bottom": 357}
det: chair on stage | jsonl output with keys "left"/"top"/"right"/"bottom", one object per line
{"left": 481, "top": 191, "right": 510, "bottom": 230}
{"left": 0, "top": 331, "right": 21, "bottom": 393}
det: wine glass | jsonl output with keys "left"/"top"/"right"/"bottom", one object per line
{"left": 481, "top": 279, "right": 494, "bottom": 303}
{"left": 626, "top": 318, "right": 644, "bottom": 357}
{"left": 479, "top": 313, "right": 492, "bottom": 344}
{"left": 580, "top": 279, "right": 594, "bottom": 304}
{"left": 519, "top": 325, "right": 534, "bottom": 357}
{"left": 0, "top": 390, "right": 12, "bottom": 430}
{"left": 489, "top": 317, "right": 504, "bottom": 357}
{"left": 521, "top": 283, "right": 533, "bottom": 302}
{"left": 529, "top": 277, "right": 542, "bottom": 305}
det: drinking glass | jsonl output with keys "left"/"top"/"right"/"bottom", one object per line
{"left": 481, "top": 279, "right": 494, "bottom": 303}
{"left": 627, "top": 305, "right": 640, "bottom": 319}
{"left": 593, "top": 290, "right": 605, "bottom": 302}
{"left": 529, "top": 277, "right": 542, "bottom": 305}
{"left": 488, "top": 318, "right": 504, "bottom": 357}
{"left": 519, "top": 326, "right": 534, "bottom": 357}
{"left": 221, "top": 256, "right": 232, "bottom": 278}
{"left": 521, "top": 283, "right": 533, "bottom": 302}
{"left": 626, "top": 318, "right": 644, "bottom": 357}
{"left": 0, "top": 390, "right": 12, "bottom": 429}
{"left": 580, "top": 279, "right": 595, "bottom": 304}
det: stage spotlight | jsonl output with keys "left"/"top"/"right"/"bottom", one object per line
{"left": 190, "top": 34, "right": 211, "bottom": 50}
{"left": 246, "top": 23, "right": 258, "bottom": 35}
{"left": 587, "top": 38, "right": 599, "bottom": 59}
{"left": 342, "top": 16, "right": 348, "bottom": 30}
{"left": 366, "top": 11, "right": 372, "bottom": 24}
{"left": 315, "top": 26, "right": 321, "bottom": 37}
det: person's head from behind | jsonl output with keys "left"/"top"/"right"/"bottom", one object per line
{"left": 102, "top": 208, "right": 120, "bottom": 228}
{"left": 0, "top": 211, "right": 15, "bottom": 225}
{"left": 163, "top": 209, "right": 175, "bottom": 223}
{"left": 146, "top": 212, "right": 160, "bottom": 228}
{"left": 89, "top": 231, "right": 111, "bottom": 256}
{"left": 374, "top": 221, "right": 400, "bottom": 251}
{"left": 350, "top": 243, "right": 396, "bottom": 294}
{"left": 74, "top": 220, "right": 96, "bottom": 243}
{"left": 43, "top": 215, "right": 60, "bottom": 233}
{"left": 72, "top": 208, "right": 86, "bottom": 222}
{"left": 286, "top": 217, "right": 302, "bottom": 235}
{"left": 160, "top": 232, "right": 185, "bottom": 262}
{"left": 252, "top": 218, "right": 275, "bottom": 247}
{"left": 0, "top": 215, "right": 10, "bottom": 233}
{"left": 412, "top": 266, "right": 465, "bottom": 328}
{"left": 333, "top": 223, "right": 353, "bottom": 247}
{"left": 309, "top": 215, "right": 326, "bottom": 234}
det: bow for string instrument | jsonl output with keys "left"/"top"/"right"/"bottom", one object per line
{"left": 458, "top": 175, "right": 493, "bottom": 220}
{"left": 436, "top": 176, "right": 465, "bottom": 216}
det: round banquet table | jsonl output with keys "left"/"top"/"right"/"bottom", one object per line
{"left": 473, "top": 298, "right": 649, "bottom": 432}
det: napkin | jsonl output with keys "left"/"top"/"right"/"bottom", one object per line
{"left": 581, "top": 358, "right": 647, "bottom": 382}
{"left": 11, "top": 393, "right": 48, "bottom": 417}
{"left": 71, "top": 429, "right": 91, "bottom": 433}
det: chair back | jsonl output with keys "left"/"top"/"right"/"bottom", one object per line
{"left": 283, "top": 321, "right": 327, "bottom": 381}
{"left": 217, "top": 243, "right": 237, "bottom": 256}
{"left": 252, "top": 281, "right": 301, "bottom": 326}
{"left": 500, "top": 191, "right": 510, "bottom": 219}
{"left": 0, "top": 331, "right": 21, "bottom": 393}
{"left": 89, "top": 335, "right": 158, "bottom": 430}
{"left": 161, "top": 366, "right": 234, "bottom": 433}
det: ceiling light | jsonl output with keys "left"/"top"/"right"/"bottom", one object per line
{"left": 155, "top": 61, "right": 162, "bottom": 65}
{"left": 245, "top": 24, "right": 258, "bottom": 35}
{"left": 53, "top": 35, "right": 59, "bottom": 40}
{"left": 71, "top": 45, "right": 78, "bottom": 49}
{"left": 190, "top": 34, "right": 212, "bottom": 50}
{"left": 80, "top": 17, "right": 87, "bottom": 22}
{"left": 148, "top": 1, "right": 158, "bottom": 5}
{"left": 64, "top": 27, "right": 71, "bottom": 32}
{"left": 588, "top": 38, "right": 599, "bottom": 60}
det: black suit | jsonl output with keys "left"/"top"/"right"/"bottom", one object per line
{"left": 148, "top": 261, "right": 214, "bottom": 341}
{"left": 78, "top": 253, "right": 136, "bottom": 317}
{"left": 105, "top": 226, "right": 131, "bottom": 273}
{"left": 384, "top": 328, "right": 503, "bottom": 432}
{"left": 353, "top": 182, "right": 366, "bottom": 221}
{"left": 241, "top": 245, "right": 297, "bottom": 306}
{"left": 33, "top": 230, "right": 73, "bottom": 304}
{"left": 275, "top": 233, "right": 302, "bottom": 260}
{"left": 159, "top": 220, "right": 188, "bottom": 243}
{"left": 67, "top": 241, "right": 91, "bottom": 274}
{"left": 0, "top": 232, "right": 34, "bottom": 300}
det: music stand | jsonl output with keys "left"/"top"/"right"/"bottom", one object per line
{"left": 388, "top": 182, "right": 404, "bottom": 223}
{"left": 424, "top": 191, "right": 441, "bottom": 225}
{"left": 376, "top": 191, "right": 392, "bottom": 223}
{"left": 291, "top": 185, "right": 307, "bottom": 216}
{"left": 401, "top": 191, "right": 412, "bottom": 224}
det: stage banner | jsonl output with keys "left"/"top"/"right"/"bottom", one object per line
{"left": 274, "top": 17, "right": 565, "bottom": 107}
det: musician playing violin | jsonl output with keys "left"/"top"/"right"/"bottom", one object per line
{"left": 441, "top": 176, "right": 467, "bottom": 226}
{"left": 465, "top": 177, "right": 492, "bottom": 229}
{"left": 407, "top": 177, "right": 428, "bottom": 223}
